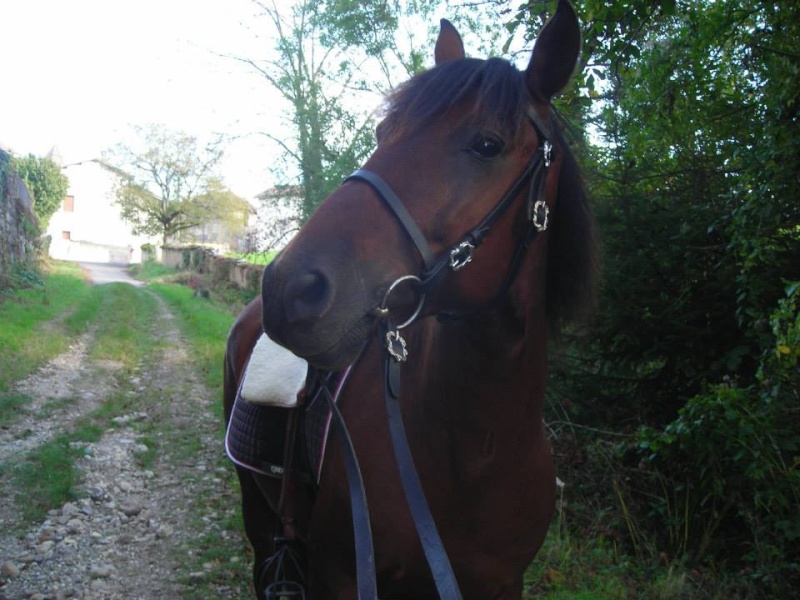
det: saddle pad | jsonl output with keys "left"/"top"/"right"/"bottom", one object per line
{"left": 225, "top": 368, "right": 348, "bottom": 484}
{"left": 240, "top": 333, "right": 307, "bottom": 407}
{"left": 225, "top": 392, "right": 291, "bottom": 478}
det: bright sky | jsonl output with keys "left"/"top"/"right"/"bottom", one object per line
{"left": 0, "top": 0, "right": 292, "bottom": 201}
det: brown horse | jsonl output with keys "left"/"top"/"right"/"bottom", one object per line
{"left": 224, "top": 1, "right": 598, "bottom": 597}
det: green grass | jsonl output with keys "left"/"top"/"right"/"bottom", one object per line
{"left": 0, "top": 393, "right": 30, "bottom": 428}
{"left": 147, "top": 282, "right": 235, "bottom": 395}
{"left": 142, "top": 280, "right": 251, "bottom": 597}
{"left": 89, "top": 282, "right": 164, "bottom": 365}
{"left": 0, "top": 261, "right": 94, "bottom": 392}
{"left": 2, "top": 280, "right": 168, "bottom": 523}
{"left": 525, "top": 513, "right": 630, "bottom": 599}
{"left": 128, "top": 260, "right": 178, "bottom": 281}
{"left": 6, "top": 403, "right": 112, "bottom": 523}
{"left": 226, "top": 250, "right": 277, "bottom": 265}
{"left": 0, "top": 264, "right": 251, "bottom": 595}
{"left": 6, "top": 435, "right": 89, "bottom": 521}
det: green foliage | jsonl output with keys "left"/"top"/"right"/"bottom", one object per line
{"left": 248, "top": 0, "right": 439, "bottom": 222}
{"left": 618, "top": 282, "right": 799, "bottom": 593}
{"left": 503, "top": 0, "right": 800, "bottom": 594}
{"left": 140, "top": 242, "right": 157, "bottom": 262}
{"left": 106, "top": 124, "right": 236, "bottom": 245}
{"left": 10, "top": 153, "right": 69, "bottom": 229}
{"left": 191, "top": 177, "right": 252, "bottom": 242}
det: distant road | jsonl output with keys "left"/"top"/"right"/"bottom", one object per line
{"left": 77, "top": 262, "right": 145, "bottom": 287}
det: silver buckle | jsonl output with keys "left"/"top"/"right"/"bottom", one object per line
{"left": 543, "top": 140, "right": 553, "bottom": 168}
{"left": 448, "top": 241, "right": 475, "bottom": 271}
{"left": 532, "top": 200, "right": 549, "bottom": 232}
{"left": 385, "top": 330, "right": 408, "bottom": 362}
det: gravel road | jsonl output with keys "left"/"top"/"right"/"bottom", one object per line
{"left": 0, "top": 267, "right": 250, "bottom": 599}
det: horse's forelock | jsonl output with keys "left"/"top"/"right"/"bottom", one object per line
{"left": 382, "top": 58, "right": 528, "bottom": 145}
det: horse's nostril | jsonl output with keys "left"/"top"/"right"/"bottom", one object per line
{"left": 283, "top": 270, "right": 334, "bottom": 325}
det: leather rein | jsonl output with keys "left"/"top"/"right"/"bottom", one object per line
{"left": 317, "top": 106, "right": 559, "bottom": 599}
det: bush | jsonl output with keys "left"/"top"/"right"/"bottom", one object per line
{"left": 628, "top": 282, "right": 800, "bottom": 592}
{"left": 141, "top": 243, "right": 156, "bottom": 262}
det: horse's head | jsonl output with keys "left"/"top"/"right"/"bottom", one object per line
{"left": 262, "top": 0, "right": 596, "bottom": 369}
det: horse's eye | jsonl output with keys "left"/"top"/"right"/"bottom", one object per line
{"left": 469, "top": 135, "right": 504, "bottom": 160}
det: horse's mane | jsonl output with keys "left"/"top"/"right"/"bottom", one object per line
{"left": 382, "top": 58, "right": 600, "bottom": 324}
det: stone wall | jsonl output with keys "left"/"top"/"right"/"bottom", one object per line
{"left": 0, "top": 157, "right": 40, "bottom": 282}
{"left": 161, "top": 245, "right": 264, "bottom": 296}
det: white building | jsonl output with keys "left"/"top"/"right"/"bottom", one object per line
{"left": 46, "top": 156, "right": 158, "bottom": 264}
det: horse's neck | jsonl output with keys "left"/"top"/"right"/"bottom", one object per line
{"left": 409, "top": 307, "right": 548, "bottom": 428}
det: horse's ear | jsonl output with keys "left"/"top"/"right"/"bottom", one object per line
{"left": 435, "top": 19, "right": 465, "bottom": 65}
{"left": 526, "top": 0, "right": 581, "bottom": 102}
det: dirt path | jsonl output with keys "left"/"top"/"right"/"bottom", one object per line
{"left": 0, "top": 284, "right": 249, "bottom": 599}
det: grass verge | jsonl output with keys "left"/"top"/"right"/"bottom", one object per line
{"left": 0, "top": 261, "right": 94, "bottom": 393}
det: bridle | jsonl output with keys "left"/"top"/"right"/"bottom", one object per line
{"left": 324, "top": 104, "right": 562, "bottom": 599}
{"left": 345, "top": 104, "right": 559, "bottom": 341}
{"left": 347, "top": 104, "right": 556, "bottom": 320}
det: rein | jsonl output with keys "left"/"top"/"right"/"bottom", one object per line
{"left": 326, "top": 109, "right": 559, "bottom": 598}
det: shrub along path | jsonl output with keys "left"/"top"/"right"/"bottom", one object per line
{"left": 0, "top": 274, "right": 250, "bottom": 599}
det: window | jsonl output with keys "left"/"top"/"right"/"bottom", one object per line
{"left": 63, "top": 195, "right": 74, "bottom": 212}
{"left": 61, "top": 231, "right": 71, "bottom": 240}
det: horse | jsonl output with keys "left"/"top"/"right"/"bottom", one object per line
{"left": 223, "top": 1, "right": 598, "bottom": 597}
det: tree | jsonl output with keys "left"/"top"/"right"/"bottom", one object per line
{"left": 11, "top": 154, "right": 69, "bottom": 230}
{"left": 506, "top": 1, "right": 800, "bottom": 588}
{"left": 240, "top": 0, "right": 439, "bottom": 223}
{"left": 191, "top": 178, "right": 253, "bottom": 245}
{"left": 107, "top": 124, "right": 240, "bottom": 246}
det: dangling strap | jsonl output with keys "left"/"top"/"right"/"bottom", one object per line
{"left": 380, "top": 321, "right": 464, "bottom": 600}
{"left": 313, "top": 367, "right": 378, "bottom": 600}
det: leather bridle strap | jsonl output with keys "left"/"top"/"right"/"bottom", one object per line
{"left": 311, "top": 366, "right": 378, "bottom": 599}
{"left": 381, "top": 320, "right": 464, "bottom": 600}
{"left": 345, "top": 114, "right": 552, "bottom": 300}
{"left": 417, "top": 146, "right": 546, "bottom": 295}
{"left": 346, "top": 169, "right": 436, "bottom": 272}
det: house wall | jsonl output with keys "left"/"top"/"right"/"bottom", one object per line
{"left": 46, "top": 160, "right": 158, "bottom": 264}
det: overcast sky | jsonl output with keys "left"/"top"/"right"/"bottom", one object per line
{"left": 0, "top": 0, "right": 292, "bottom": 200}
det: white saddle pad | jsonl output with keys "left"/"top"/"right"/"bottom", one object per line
{"left": 240, "top": 333, "right": 307, "bottom": 407}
